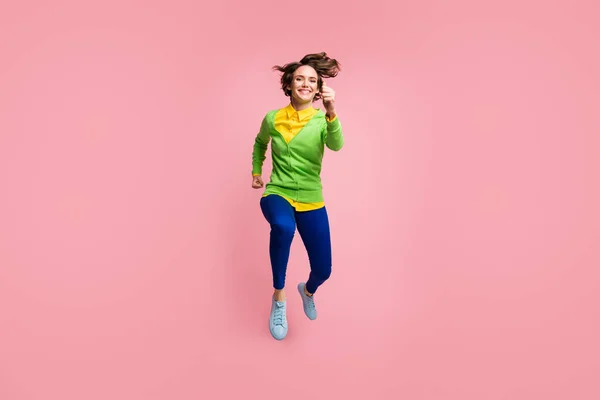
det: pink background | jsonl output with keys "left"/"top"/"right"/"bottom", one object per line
{"left": 1, "top": 0, "right": 599, "bottom": 399}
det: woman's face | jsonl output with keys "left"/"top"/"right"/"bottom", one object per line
{"left": 288, "top": 65, "right": 320, "bottom": 104}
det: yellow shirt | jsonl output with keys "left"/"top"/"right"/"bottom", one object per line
{"left": 255, "top": 103, "right": 336, "bottom": 212}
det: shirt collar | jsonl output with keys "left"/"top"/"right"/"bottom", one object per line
{"left": 285, "top": 103, "right": 316, "bottom": 121}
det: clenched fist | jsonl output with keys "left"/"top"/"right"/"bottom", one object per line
{"left": 321, "top": 81, "right": 336, "bottom": 115}
{"left": 252, "top": 175, "right": 264, "bottom": 188}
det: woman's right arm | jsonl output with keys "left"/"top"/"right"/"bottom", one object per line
{"left": 251, "top": 114, "right": 271, "bottom": 187}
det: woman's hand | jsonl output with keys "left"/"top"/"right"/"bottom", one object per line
{"left": 252, "top": 175, "right": 264, "bottom": 189}
{"left": 321, "top": 81, "right": 336, "bottom": 118}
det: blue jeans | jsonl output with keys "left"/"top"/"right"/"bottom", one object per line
{"left": 260, "top": 194, "right": 332, "bottom": 294}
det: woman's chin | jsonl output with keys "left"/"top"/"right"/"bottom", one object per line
{"left": 292, "top": 97, "right": 314, "bottom": 105}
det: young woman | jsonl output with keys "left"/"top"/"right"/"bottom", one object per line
{"left": 251, "top": 52, "right": 344, "bottom": 340}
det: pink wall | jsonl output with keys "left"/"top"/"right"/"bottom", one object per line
{"left": 1, "top": 1, "right": 598, "bottom": 399}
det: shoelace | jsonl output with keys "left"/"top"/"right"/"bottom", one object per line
{"left": 273, "top": 304, "right": 286, "bottom": 326}
{"left": 305, "top": 296, "right": 315, "bottom": 310}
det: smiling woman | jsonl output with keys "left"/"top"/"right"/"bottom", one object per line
{"left": 250, "top": 52, "right": 344, "bottom": 340}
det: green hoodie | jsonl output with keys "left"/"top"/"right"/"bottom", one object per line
{"left": 252, "top": 108, "right": 344, "bottom": 203}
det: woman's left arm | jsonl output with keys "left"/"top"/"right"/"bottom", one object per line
{"left": 321, "top": 82, "right": 344, "bottom": 151}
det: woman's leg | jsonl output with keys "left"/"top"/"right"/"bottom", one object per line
{"left": 259, "top": 194, "right": 297, "bottom": 340}
{"left": 259, "top": 194, "right": 296, "bottom": 296}
{"left": 295, "top": 206, "right": 332, "bottom": 320}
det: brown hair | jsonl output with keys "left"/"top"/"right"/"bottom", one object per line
{"left": 272, "top": 52, "right": 341, "bottom": 101}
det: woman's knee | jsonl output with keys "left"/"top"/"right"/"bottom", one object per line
{"left": 271, "top": 218, "right": 295, "bottom": 240}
